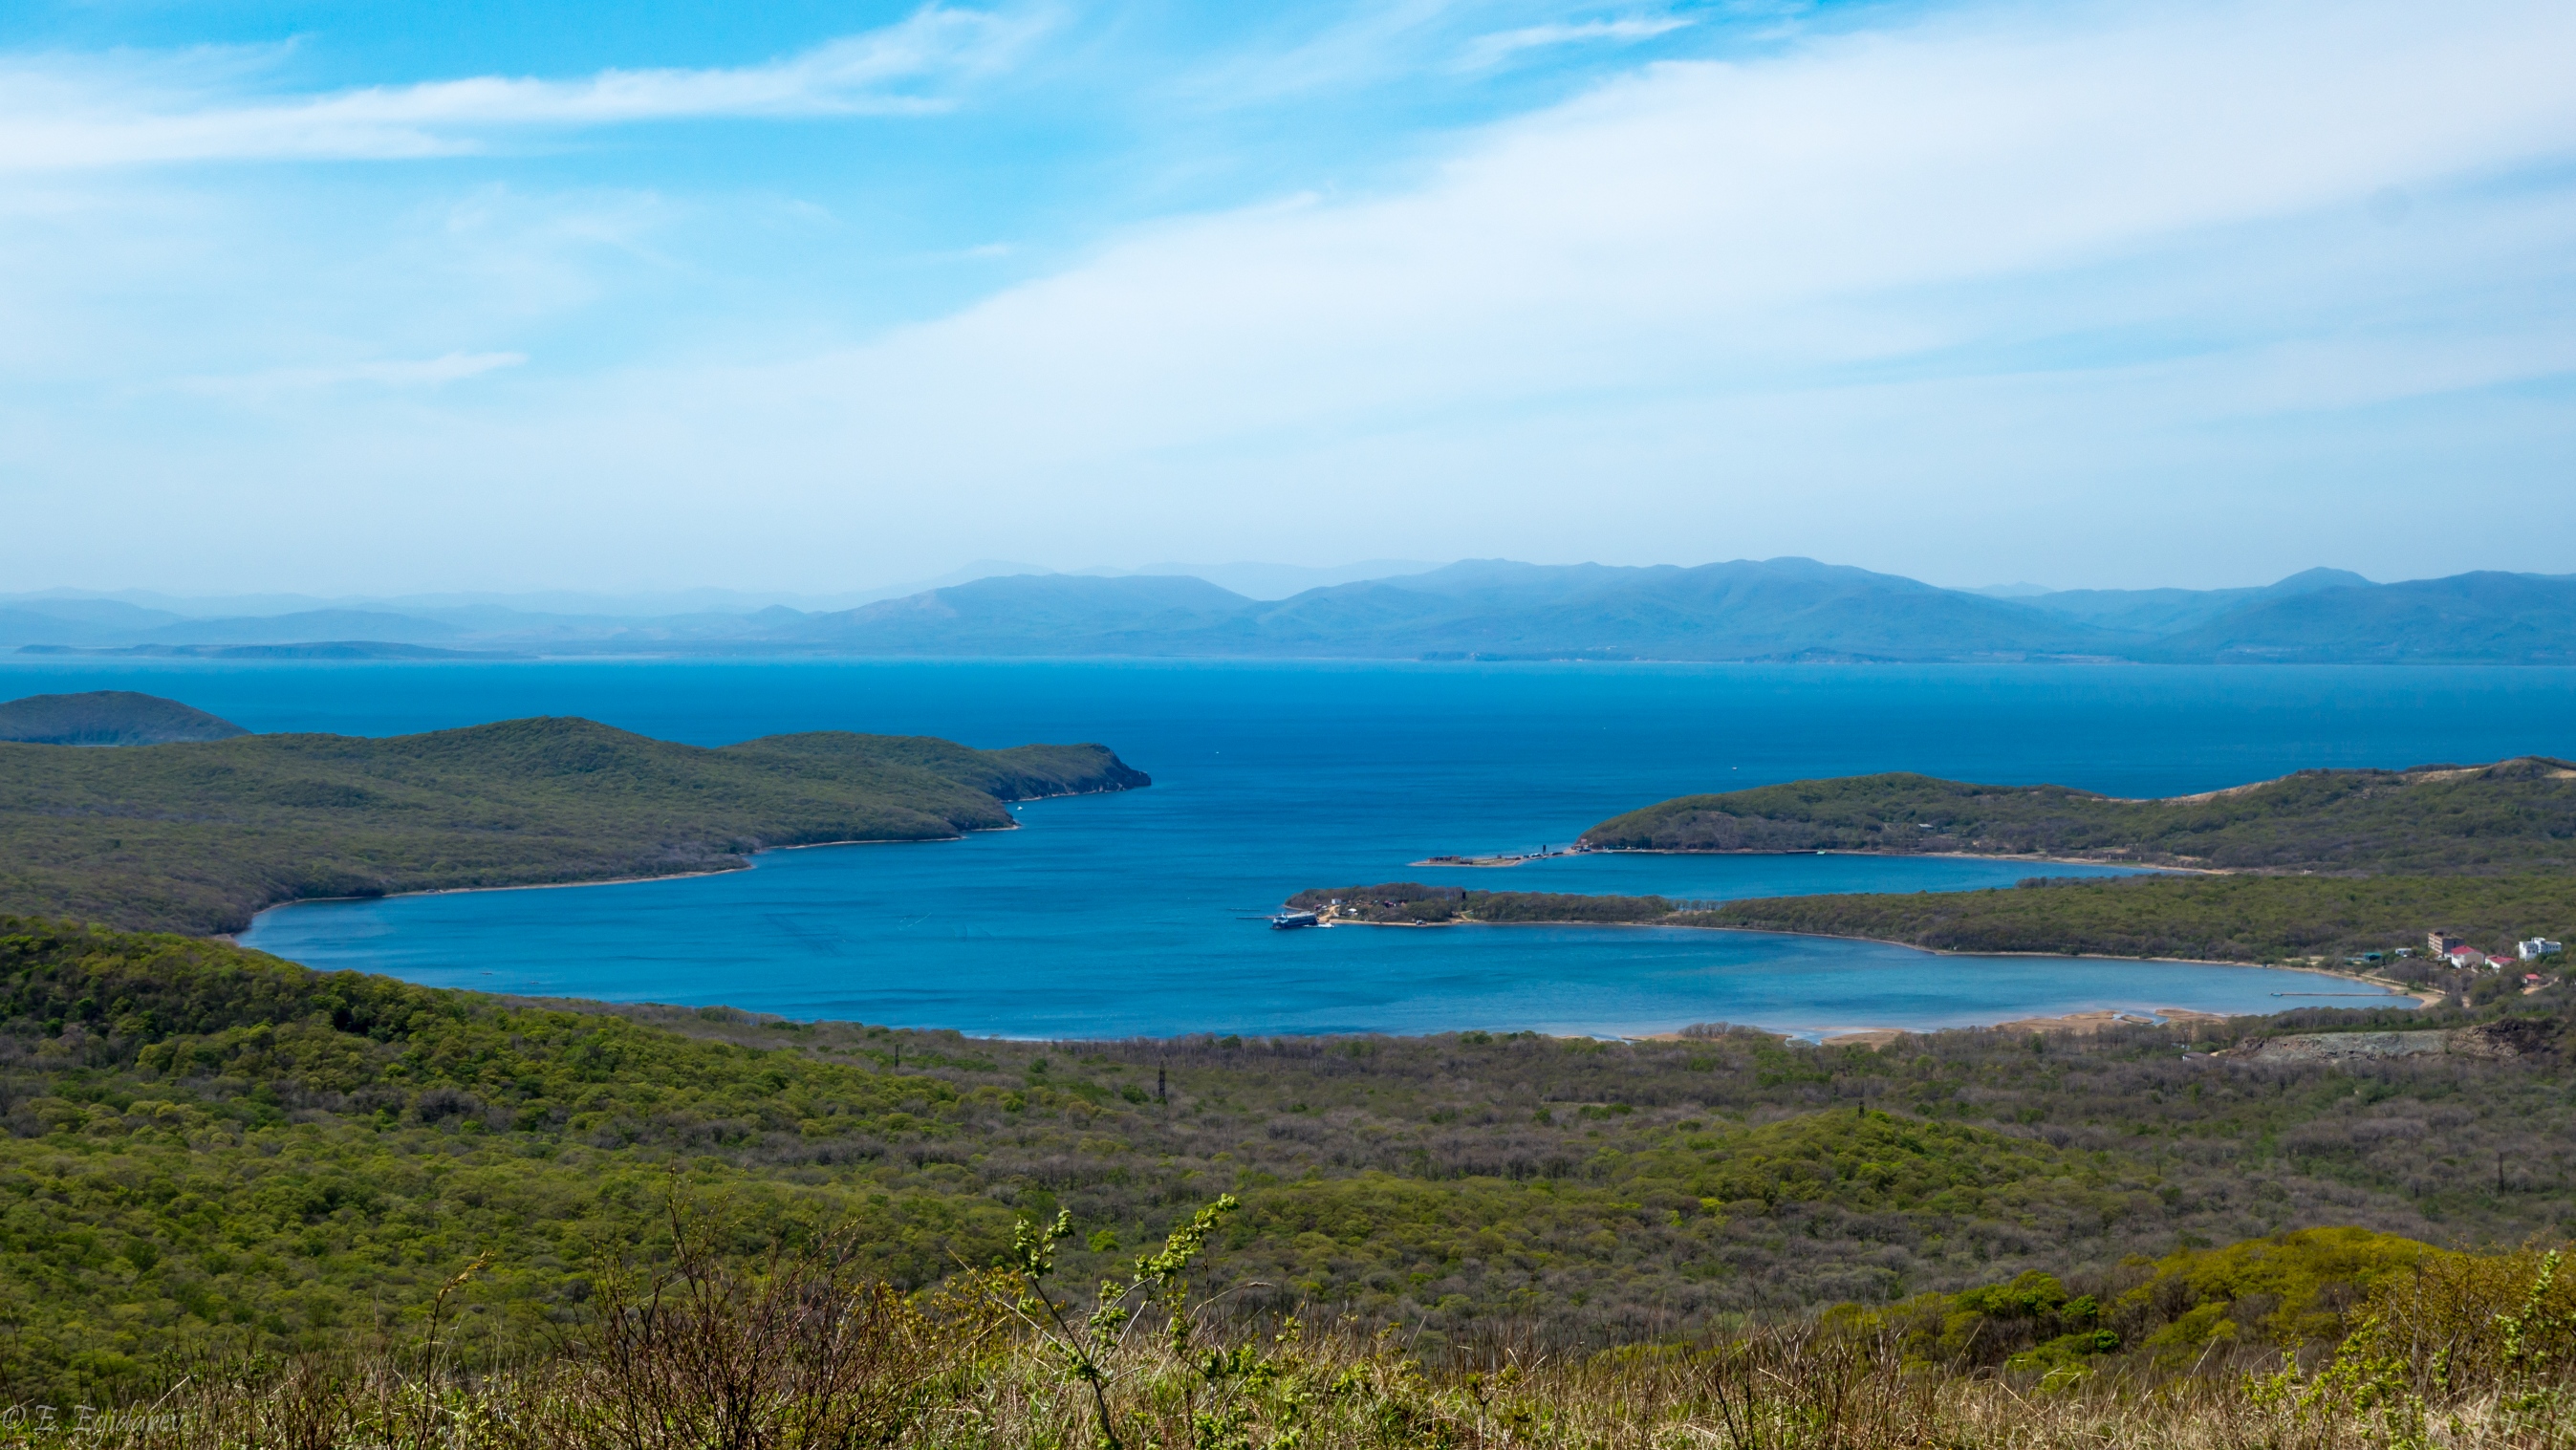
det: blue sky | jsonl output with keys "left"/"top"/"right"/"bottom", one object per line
{"left": 3, "top": 0, "right": 2572, "bottom": 595}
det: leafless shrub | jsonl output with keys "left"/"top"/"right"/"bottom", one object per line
{"left": 542, "top": 1193, "right": 1001, "bottom": 1450}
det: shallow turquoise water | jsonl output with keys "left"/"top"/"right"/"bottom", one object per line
{"left": 235, "top": 833, "right": 2381, "bottom": 1039}
{"left": 12, "top": 657, "right": 2562, "bottom": 1036}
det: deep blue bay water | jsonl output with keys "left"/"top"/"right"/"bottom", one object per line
{"left": 12, "top": 657, "right": 2574, "bottom": 1039}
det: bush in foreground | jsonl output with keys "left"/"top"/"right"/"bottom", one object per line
{"left": 10, "top": 1203, "right": 2576, "bottom": 1450}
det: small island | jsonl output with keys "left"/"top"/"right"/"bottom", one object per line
{"left": 1288, "top": 882, "right": 1677, "bottom": 924}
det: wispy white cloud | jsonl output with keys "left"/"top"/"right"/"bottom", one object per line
{"left": 1162, "top": 0, "right": 1468, "bottom": 106}
{"left": 776, "top": 0, "right": 2576, "bottom": 455}
{"left": 7, "top": 0, "right": 2576, "bottom": 593}
{"left": 511, "top": 0, "right": 2576, "bottom": 583}
{"left": 1459, "top": 16, "right": 1694, "bottom": 71}
{"left": 0, "top": 6, "right": 1033, "bottom": 170}
{"left": 1163, "top": 3, "right": 1691, "bottom": 109}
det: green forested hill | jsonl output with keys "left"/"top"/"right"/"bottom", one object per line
{"left": 1580, "top": 757, "right": 2576, "bottom": 873}
{"left": 1528, "top": 756, "right": 2576, "bottom": 967}
{"left": 0, "top": 717, "right": 1147, "bottom": 933}
{"left": 9, "top": 918, "right": 2576, "bottom": 1405}
{"left": 0, "top": 690, "right": 246, "bottom": 746}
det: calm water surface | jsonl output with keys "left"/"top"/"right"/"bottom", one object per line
{"left": 12, "top": 658, "right": 2566, "bottom": 1037}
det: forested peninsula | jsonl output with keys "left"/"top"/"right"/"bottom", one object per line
{"left": 1289, "top": 876, "right": 2576, "bottom": 966}
{"left": 1295, "top": 758, "right": 2576, "bottom": 970}
{"left": 0, "top": 713, "right": 1148, "bottom": 935}
{"left": 1580, "top": 756, "right": 2576, "bottom": 872}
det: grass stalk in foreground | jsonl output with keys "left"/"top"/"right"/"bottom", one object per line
{"left": 13, "top": 1233, "right": 2576, "bottom": 1448}
{"left": 14, "top": 1321, "right": 2576, "bottom": 1449}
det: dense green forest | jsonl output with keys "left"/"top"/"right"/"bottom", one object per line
{"left": 1580, "top": 755, "right": 2576, "bottom": 873}
{"left": 10, "top": 917, "right": 2576, "bottom": 1410}
{"left": 0, "top": 717, "right": 1146, "bottom": 934}
{"left": 1683, "top": 873, "right": 2576, "bottom": 965}
{"left": 1292, "top": 876, "right": 2575, "bottom": 966}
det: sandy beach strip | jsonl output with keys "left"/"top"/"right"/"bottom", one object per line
{"left": 1559, "top": 846, "right": 2227, "bottom": 875}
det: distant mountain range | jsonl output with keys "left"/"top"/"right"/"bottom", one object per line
{"left": 6, "top": 560, "right": 2572, "bottom": 663}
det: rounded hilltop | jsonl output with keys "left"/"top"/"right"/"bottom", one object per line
{"left": 0, "top": 689, "right": 248, "bottom": 746}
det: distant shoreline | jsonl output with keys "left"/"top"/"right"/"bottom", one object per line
{"left": 1634, "top": 1006, "right": 2238, "bottom": 1048}
{"left": 1808, "top": 1006, "right": 2236, "bottom": 1048}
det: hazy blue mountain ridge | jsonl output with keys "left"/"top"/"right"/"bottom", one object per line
{"left": 0, "top": 604, "right": 464, "bottom": 649}
{"left": 789, "top": 574, "right": 1256, "bottom": 653}
{"left": 127, "top": 608, "right": 467, "bottom": 647}
{"left": 2007, "top": 568, "right": 2374, "bottom": 635}
{"left": 0, "top": 602, "right": 191, "bottom": 646}
{"left": 1220, "top": 559, "right": 2119, "bottom": 659}
{"left": 8, "top": 561, "right": 2572, "bottom": 662}
{"left": 2139, "top": 571, "right": 2576, "bottom": 663}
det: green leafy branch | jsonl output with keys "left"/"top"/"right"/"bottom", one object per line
{"left": 1005, "top": 1195, "right": 1240, "bottom": 1450}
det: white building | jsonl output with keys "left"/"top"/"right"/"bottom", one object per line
{"left": 2521, "top": 938, "right": 2565, "bottom": 962}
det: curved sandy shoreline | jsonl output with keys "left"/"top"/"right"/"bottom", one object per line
{"left": 243, "top": 830, "right": 993, "bottom": 923}
{"left": 1311, "top": 913, "right": 2427, "bottom": 1037}
{"left": 1426, "top": 846, "right": 2223, "bottom": 875}
{"left": 233, "top": 781, "right": 1135, "bottom": 931}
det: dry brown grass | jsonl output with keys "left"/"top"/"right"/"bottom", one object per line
{"left": 17, "top": 1242, "right": 2576, "bottom": 1448}
{"left": 12, "top": 1313, "right": 2576, "bottom": 1448}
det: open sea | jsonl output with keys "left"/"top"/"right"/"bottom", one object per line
{"left": 11, "top": 657, "right": 2574, "bottom": 1039}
